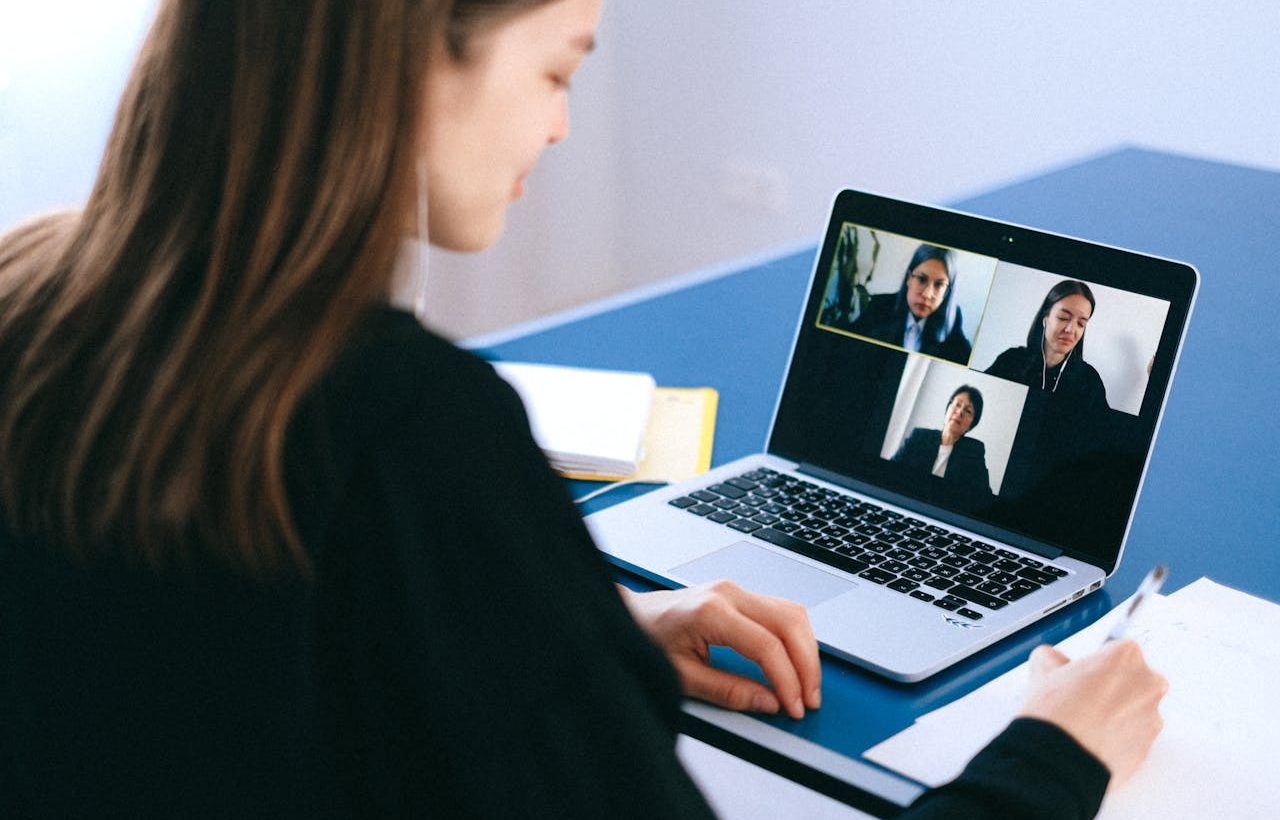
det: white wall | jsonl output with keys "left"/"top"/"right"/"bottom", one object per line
{"left": 0, "top": 0, "right": 158, "bottom": 229}
{"left": 599, "top": 0, "right": 1280, "bottom": 313}
{"left": 3, "top": 1, "right": 1278, "bottom": 338}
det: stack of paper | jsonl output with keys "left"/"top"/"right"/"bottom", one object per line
{"left": 864, "top": 578, "right": 1280, "bottom": 818}
{"left": 493, "top": 361, "right": 656, "bottom": 477}
{"left": 493, "top": 361, "right": 718, "bottom": 483}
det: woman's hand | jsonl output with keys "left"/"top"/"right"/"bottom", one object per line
{"left": 618, "top": 581, "right": 821, "bottom": 720}
{"left": 1017, "top": 639, "right": 1168, "bottom": 787}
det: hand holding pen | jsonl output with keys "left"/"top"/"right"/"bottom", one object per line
{"left": 1105, "top": 564, "right": 1168, "bottom": 643}
{"left": 1018, "top": 564, "right": 1171, "bottom": 786}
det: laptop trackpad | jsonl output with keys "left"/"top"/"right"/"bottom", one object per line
{"left": 672, "top": 541, "right": 855, "bottom": 608}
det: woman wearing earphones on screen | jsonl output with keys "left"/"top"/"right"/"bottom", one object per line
{"left": 0, "top": 1, "right": 1162, "bottom": 817}
{"left": 851, "top": 243, "right": 972, "bottom": 365}
{"left": 986, "top": 280, "right": 1109, "bottom": 410}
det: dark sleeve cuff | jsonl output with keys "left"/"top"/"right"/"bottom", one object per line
{"left": 904, "top": 717, "right": 1109, "bottom": 820}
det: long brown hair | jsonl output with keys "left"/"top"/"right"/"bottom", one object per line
{"left": 0, "top": 0, "right": 552, "bottom": 575}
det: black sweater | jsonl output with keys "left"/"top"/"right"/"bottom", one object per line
{"left": 985, "top": 346, "right": 1108, "bottom": 411}
{"left": 0, "top": 307, "right": 1106, "bottom": 818}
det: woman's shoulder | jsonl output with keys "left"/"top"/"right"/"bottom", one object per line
{"left": 347, "top": 306, "right": 487, "bottom": 376}
{"left": 906, "top": 427, "right": 941, "bottom": 446}
{"left": 864, "top": 291, "right": 900, "bottom": 314}
{"left": 291, "top": 306, "right": 525, "bottom": 467}
{"left": 849, "top": 292, "right": 900, "bottom": 334}
{"left": 932, "top": 319, "right": 971, "bottom": 361}
{"left": 1075, "top": 357, "right": 1104, "bottom": 382}
{"left": 993, "top": 345, "right": 1033, "bottom": 362}
{"left": 1071, "top": 357, "right": 1109, "bottom": 403}
{"left": 284, "top": 306, "right": 536, "bottom": 542}
{"left": 0, "top": 209, "right": 79, "bottom": 257}
{"left": 0, "top": 210, "right": 80, "bottom": 295}
{"left": 986, "top": 346, "right": 1034, "bottom": 374}
{"left": 332, "top": 306, "right": 510, "bottom": 413}
{"left": 956, "top": 435, "right": 986, "bottom": 457}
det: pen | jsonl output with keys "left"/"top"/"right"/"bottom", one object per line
{"left": 1104, "top": 564, "right": 1167, "bottom": 642}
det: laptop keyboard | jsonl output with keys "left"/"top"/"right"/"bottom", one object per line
{"left": 668, "top": 468, "right": 1069, "bottom": 620}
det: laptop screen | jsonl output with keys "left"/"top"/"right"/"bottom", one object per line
{"left": 769, "top": 190, "right": 1197, "bottom": 573}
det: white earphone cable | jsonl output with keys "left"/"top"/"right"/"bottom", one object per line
{"left": 412, "top": 161, "right": 430, "bottom": 322}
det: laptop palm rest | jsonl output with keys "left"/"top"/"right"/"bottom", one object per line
{"left": 673, "top": 542, "right": 855, "bottom": 608}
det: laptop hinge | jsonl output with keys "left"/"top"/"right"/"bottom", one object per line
{"left": 796, "top": 463, "right": 1065, "bottom": 560}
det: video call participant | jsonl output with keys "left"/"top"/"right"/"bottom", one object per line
{"left": 851, "top": 243, "right": 972, "bottom": 365}
{"left": 985, "top": 280, "right": 1108, "bottom": 410}
{"left": 892, "top": 385, "right": 991, "bottom": 493}
{"left": 983, "top": 280, "right": 1124, "bottom": 553}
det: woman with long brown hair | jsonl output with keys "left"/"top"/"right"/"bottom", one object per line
{"left": 1, "top": 2, "right": 1164, "bottom": 817}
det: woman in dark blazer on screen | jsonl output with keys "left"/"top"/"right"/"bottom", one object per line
{"left": 852, "top": 243, "right": 972, "bottom": 365}
{"left": 893, "top": 385, "right": 992, "bottom": 493}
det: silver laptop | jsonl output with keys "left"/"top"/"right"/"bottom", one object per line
{"left": 587, "top": 189, "right": 1198, "bottom": 681}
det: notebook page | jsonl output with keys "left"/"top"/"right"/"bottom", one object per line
{"left": 865, "top": 579, "right": 1280, "bottom": 818}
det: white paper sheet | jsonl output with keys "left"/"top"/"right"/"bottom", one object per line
{"left": 865, "top": 578, "right": 1280, "bottom": 818}
{"left": 492, "top": 361, "right": 655, "bottom": 476}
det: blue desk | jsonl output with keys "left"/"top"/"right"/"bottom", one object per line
{"left": 476, "top": 147, "right": 1280, "bottom": 808}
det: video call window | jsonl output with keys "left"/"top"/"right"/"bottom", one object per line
{"left": 816, "top": 223, "right": 998, "bottom": 367}
{"left": 880, "top": 358, "right": 1028, "bottom": 497}
{"left": 806, "top": 219, "right": 1176, "bottom": 523}
{"left": 770, "top": 193, "right": 1192, "bottom": 564}
{"left": 969, "top": 263, "right": 1170, "bottom": 417}
{"left": 818, "top": 223, "right": 1171, "bottom": 417}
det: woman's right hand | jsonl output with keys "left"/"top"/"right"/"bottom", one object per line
{"left": 1017, "top": 639, "right": 1168, "bottom": 787}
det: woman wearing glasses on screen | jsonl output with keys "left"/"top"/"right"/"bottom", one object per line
{"left": 0, "top": 1, "right": 1162, "bottom": 817}
{"left": 985, "top": 280, "right": 1109, "bottom": 410}
{"left": 851, "top": 243, "right": 973, "bottom": 365}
